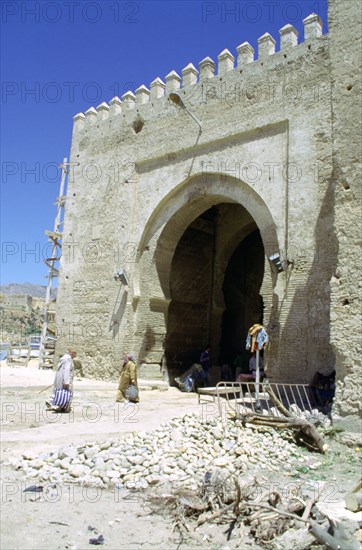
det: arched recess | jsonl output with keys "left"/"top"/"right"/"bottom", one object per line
{"left": 220, "top": 229, "right": 265, "bottom": 369}
{"left": 134, "top": 173, "right": 280, "bottom": 376}
{"left": 135, "top": 173, "right": 279, "bottom": 296}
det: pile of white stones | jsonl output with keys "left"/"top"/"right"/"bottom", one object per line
{"left": 12, "top": 414, "right": 319, "bottom": 490}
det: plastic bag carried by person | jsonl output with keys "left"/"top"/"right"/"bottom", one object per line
{"left": 125, "top": 384, "right": 139, "bottom": 403}
{"left": 52, "top": 388, "right": 72, "bottom": 408}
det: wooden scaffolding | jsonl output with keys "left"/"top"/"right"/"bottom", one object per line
{"left": 38, "top": 158, "right": 69, "bottom": 369}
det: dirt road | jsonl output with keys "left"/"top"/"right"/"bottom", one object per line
{"left": 0, "top": 363, "right": 206, "bottom": 550}
{"left": 1, "top": 362, "right": 361, "bottom": 550}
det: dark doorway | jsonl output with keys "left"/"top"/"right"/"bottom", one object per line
{"left": 164, "top": 208, "right": 217, "bottom": 381}
{"left": 164, "top": 206, "right": 264, "bottom": 383}
{"left": 219, "top": 230, "right": 264, "bottom": 372}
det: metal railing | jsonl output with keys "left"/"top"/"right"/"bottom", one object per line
{"left": 214, "top": 381, "right": 322, "bottom": 418}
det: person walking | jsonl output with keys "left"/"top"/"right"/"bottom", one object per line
{"left": 46, "top": 348, "right": 76, "bottom": 412}
{"left": 116, "top": 353, "right": 139, "bottom": 403}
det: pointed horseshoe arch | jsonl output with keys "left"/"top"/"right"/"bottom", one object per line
{"left": 134, "top": 173, "right": 280, "bottom": 299}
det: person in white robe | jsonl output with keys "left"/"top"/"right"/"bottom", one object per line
{"left": 46, "top": 349, "right": 76, "bottom": 412}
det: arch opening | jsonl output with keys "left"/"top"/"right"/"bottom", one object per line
{"left": 135, "top": 173, "right": 279, "bottom": 382}
{"left": 220, "top": 230, "right": 264, "bottom": 377}
{"left": 163, "top": 203, "right": 265, "bottom": 383}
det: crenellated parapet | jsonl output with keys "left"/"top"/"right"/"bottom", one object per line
{"left": 280, "top": 24, "right": 299, "bottom": 50}
{"left": 199, "top": 57, "right": 215, "bottom": 80}
{"left": 135, "top": 85, "right": 150, "bottom": 104}
{"left": 72, "top": 13, "right": 325, "bottom": 132}
{"left": 303, "top": 13, "right": 323, "bottom": 40}
{"left": 257, "top": 33, "right": 276, "bottom": 58}
{"left": 121, "top": 91, "right": 136, "bottom": 109}
{"left": 109, "top": 96, "right": 122, "bottom": 115}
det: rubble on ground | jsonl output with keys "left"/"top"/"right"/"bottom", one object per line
{"left": 6, "top": 412, "right": 362, "bottom": 548}
{"left": 9, "top": 413, "right": 322, "bottom": 490}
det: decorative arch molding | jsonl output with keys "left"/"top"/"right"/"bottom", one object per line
{"left": 134, "top": 173, "right": 280, "bottom": 299}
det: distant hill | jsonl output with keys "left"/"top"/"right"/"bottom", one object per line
{"left": 0, "top": 283, "right": 57, "bottom": 300}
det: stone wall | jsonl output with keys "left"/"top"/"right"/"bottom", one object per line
{"left": 54, "top": 5, "right": 358, "bottom": 402}
{"left": 328, "top": 0, "right": 362, "bottom": 417}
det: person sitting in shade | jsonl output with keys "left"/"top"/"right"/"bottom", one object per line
{"left": 116, "top": 353, "right": 139, "bottom": 403}
{"left": 200, "top": 345, "right": 211, "bottom": 383}
{"left": 234, "top": 353, "right": 247, "bottom": 381}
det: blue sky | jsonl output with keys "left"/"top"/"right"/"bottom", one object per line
{"left": 1, "top": 0, "right": 328, "bottom": 285}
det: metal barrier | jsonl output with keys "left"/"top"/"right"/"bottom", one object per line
{"left": 214, "top": 381, "right": 322, "bottom": 418}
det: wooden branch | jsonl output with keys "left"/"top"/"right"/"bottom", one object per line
{"left": 197, "top": 503, "right": 234, "bottom": 526}
{"left": 242, "top": 501, "right": 354, "bottom": 550}
{"left": 245, "top": 383, "right": 328, "bottom": 454}
{"left": 233, "top": 478, "right": 241, "bottom": 514}
{"left": 264, "top": 383, "right": 292, "bottom": 417}
{"left": 239, "top": 502, "right": 309, "bottom": 524}
{"left": 301, "top": 497, "right": 317, "bottom": 522}
{"left": 239, "top": 412, "right": 327, "bottom": 453}
{"left": 179, "top": 496, "right": 208, "bottom": 512}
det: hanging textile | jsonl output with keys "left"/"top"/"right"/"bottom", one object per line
{"left": 246, "top": 323, "right": 269, "bottom": 352}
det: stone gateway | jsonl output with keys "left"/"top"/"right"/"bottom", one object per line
{"left": 55, "top": 0, "right": 361, "bottom": 418}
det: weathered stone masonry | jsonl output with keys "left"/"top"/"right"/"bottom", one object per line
{"left": 55, "top": 1, "right": 361, "bottom": 417}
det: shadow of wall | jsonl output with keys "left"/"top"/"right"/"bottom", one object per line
{"left": 273, "top": 180, "right": 337, "bottom": 383}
